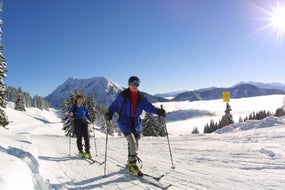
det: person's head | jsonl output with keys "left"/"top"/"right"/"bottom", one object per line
{"left": 75, "top": 95, "right": 84, "bottom": 105}
{"left": 128, "top": 76, "right": 140, "bottom": 92}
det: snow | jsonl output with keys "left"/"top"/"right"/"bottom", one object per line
{"left": 1, "top": 95, "right": 285, "bottom": 189}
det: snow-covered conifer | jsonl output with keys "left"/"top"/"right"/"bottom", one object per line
{"left": 191, "top": 127, "right": 199, "bottom": 134}
{"left": 0, "top": 3, "right": 8, "bottom": 127}
{"left": 142, "top": 113, "right": 166, "bottom": 136}
{"left": 86, "top": 92, "right": 96, "bottom": 122}
{"left": 14, "top": 87, "right": 25, "bottom": 111}
{"left": 62, "top": 92, "right": 75, "bottom": 137}
{"left": 218, "top": 103, "right": 234, "bottom": 128}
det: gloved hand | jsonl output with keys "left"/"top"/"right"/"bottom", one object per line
{"left": 157, "top": 108, "right": 166, "bottom": 117}
{"left": 105, "top": 112, "right": 112, "bottom": 121}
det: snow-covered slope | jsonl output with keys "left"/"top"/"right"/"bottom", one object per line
{"left": 1, "top": 95, "right": 285, "bottom": 189}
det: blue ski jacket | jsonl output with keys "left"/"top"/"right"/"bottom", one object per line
{"left": 108, "top": 89, "right": 158, "bottom": 137}
{"left": 69, "top": 104, "right": 93, "bottom": 122}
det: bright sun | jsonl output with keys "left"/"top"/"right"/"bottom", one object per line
{"left": 265, "top": 2, "right": 285, "bottom": 45}
{"left": 270, "top": 6, "right": 285, "bottom": 34}
{"left": 250, "top": 1, "right": 285, "bottom": 45}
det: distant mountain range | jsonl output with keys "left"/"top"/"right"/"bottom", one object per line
{"left": 45, "top": 77, "right": 167, "bottom": 108}
{"left": 155, "top": 90, "right": 187, "bottom": 99}
{"left": 45, "top": 78, "right": 285, "bottom": 108}
{"left": 172, "top": 83, "right": 285, "bottom": 101}
{"left": 234, "top": 81, "right": 285, "bottom": 90}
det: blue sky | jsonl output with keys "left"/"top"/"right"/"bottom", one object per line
{"left": 2, "top": 0, "right": 285, "bottom": 96}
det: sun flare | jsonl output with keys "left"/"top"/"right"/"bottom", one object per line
{"left": 265, "top": 2, "right": 285, "bottom": 45}
{"left": 270, "top": 6, "right": 285, "bottom": 34}
{"left": 249, "top": 1, "right": 285, "bottom": 46}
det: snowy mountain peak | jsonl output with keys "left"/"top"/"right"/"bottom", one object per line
{"left": 45, "top": 76, "right": 167, "bottom": 108}
{"left": 46, "top": 77, "right": 124, "bottom": 108}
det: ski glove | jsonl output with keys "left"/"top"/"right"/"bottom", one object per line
{"left": 105, "top": 112, "right": 112, "bottom": 121}
{"left": 157, "top": 108, "right": 166, "bottom": 117}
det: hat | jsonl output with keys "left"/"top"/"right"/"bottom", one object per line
{"left": 128, "top": 76, "right": 140, "bottom": 83}
{"left": 75, "top": 95, "right": 84, "bottom": 100}
{"left": 74, "top": 94, "right": 85, "bottom": 104}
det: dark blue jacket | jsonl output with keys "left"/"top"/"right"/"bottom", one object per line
{"left": 108, "top": 89, "right": 158, "bottom": 136}
{"left": 70, "top": 104, "right": 93, "bottom": 122}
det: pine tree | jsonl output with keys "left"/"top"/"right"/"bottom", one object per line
{"left": 99, "top": 107, "right": 116, "bottom": 136}
{"left": 0, "top": 3, "right": 8, "bottom": 127}
{"left": 32, "top": 95, "right": 49, "bottom": 110}
{"left": 218, "top": 103, "right": 234, "bottom": 129}
{"left": 142, "top": 113, "right": 166, "bottom": 136}
{"left": 6, "top": 86, "right": 17, "bottom": 102}
{"left": 239, "top": 116, "right": 243, "bottom": 123}
{"left": 14, "top": 87, "right": 25, "bottom": 111}
{"left": 86, "top": 92, "right": 96, "bottom": 122}
{"left": 204, "top": 123, "right": 210, "bottom": 133}
{"left": 24, "top": 92, "right": 32, "bottom": 108}
{"left": 209, "top": 119, "right": 217, "bottom": 133}
{"left": 191, "top": 127, "right": 199, "bottom": 134}
{"left": 100, "top": 117, "right": 115, "bottom": 135}
{"left": 275, "top": 108, "right": 285, "bottom": 117}
{"left": 204, "top": 103, "right": 234, "bottom": 133}
{"left": 0, "top": 54, "right": 8, "bottom": 127}
{"left": 62, "top": 92, "right": 76, "bottom": 137}
{"left": 94, "top": 102, "right": 116, "bottom": 135}
{"left": 6, "top": 86, "right": 49, "bottom": 110}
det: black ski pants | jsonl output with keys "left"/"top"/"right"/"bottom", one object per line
{"left": 74, "top": 119, "right": 90, "bottom": 153}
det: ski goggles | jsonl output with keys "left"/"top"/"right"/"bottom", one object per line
{"left": 129, "top": 81, "right": 140, "bottom": 87}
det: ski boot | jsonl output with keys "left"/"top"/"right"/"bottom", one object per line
{"left": 127, "top": 161, "right": 143, "bottom": 177}
{"left": 85, "top": 152, "right": 92, "bottom": 159}
{"left": 78, "top": 151, "right": 85, "bottom": 158}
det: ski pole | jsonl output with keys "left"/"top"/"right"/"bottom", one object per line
{"left": 103, "top": 117, "right": 109, "bottom": 177}
{"left": 68, "top": 130, "right": 71, "bottom": 156}
{"left": 68, "top": 117, "right": 73, "bottom": 156}
{"left": 160, "top": 105, "right": 175, "bottom": 169}
{"left": 93, "top": 123, "right": 98, "bottom": 156}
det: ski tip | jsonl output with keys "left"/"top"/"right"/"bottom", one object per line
{"left": 164, "top": 184, "right": 172, "bottom": 189}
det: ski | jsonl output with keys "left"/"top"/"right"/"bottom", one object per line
{"left": 75, "top": 154, "right": 105, "bottom": 165}
{"left": 129, "top": 172, "right": 172, "bottom": 189}
{"left": 117, "top": 164, "right": 172, "bottom": 189}
{"left": 86, "top": 157, "right": 105, "bottom": 165}
{"left": 141, "top": 172, "right": 165, "bottom": 181}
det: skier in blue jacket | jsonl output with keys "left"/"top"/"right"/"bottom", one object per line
{"left": 70, "top": 95, "right": 94, "bottom": 158}
{"left": 105, "top": 76, "right": 166, "bottom": 176}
